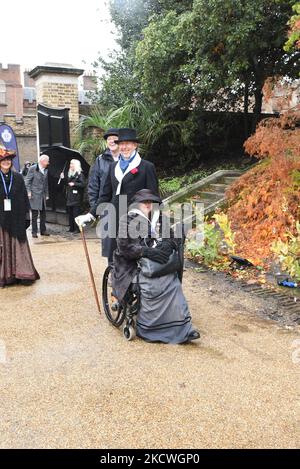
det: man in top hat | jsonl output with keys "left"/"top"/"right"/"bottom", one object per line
{"left": 88, "top": 128, "right": 120, "bottom": 258}
{"left": 76, "top": 127, "right": 159, "bottom": 263}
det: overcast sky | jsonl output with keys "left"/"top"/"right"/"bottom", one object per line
{"left": 1, "top": 0, "right": 117, "bottom": 74}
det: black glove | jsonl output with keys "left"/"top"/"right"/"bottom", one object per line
{"left": 142, "top": 247, "right": 170, "bottom": 264}
{"left": 156, "top": 239, "right": 177, "bottom": 257}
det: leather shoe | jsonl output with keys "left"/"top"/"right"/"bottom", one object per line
{"left": 32, "top": 233, "right": 38, "bottom": 238}
{"left": 186, "top": 330, "right": 201, "bottom": 342}
{"left": 41, "top": 232, "right": 50, "bottom": 236}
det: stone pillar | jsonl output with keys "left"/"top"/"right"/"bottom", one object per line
{"left": 28, "top": 63, "right": 84, "bottom": 142}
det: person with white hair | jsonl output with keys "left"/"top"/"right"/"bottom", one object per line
{"left": 25, "top": 154, "right": 50, "bottom": 238}
{"left": 60, "top": 159, "right": 86, "bottom": 234}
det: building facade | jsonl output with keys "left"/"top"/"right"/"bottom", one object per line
{"left": 0, "top": 63, "right": 94, "bottom": 166}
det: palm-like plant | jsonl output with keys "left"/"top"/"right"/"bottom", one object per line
{"left": 74, "top": 100, "right": 184, "bottom": 162}
{"left": 73, "top": 105, "right": 111, "bottom": 159}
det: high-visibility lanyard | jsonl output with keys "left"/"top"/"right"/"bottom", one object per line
{"left": 0, "top": 171, "right": 13, "bottom": 199}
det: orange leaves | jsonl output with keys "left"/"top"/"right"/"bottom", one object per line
{"left": 226, "top": 110, "right": 300, "bottom": 266}
{"left": 244, "top": 111, "right": 300, "bottom": 165}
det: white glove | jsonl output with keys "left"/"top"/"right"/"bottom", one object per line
{"left": 75, "top": 213, "right": 96, "bottom": 228}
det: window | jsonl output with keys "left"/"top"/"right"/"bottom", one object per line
{"left": 0, "top": 80, "right": 6, "bottom": 105}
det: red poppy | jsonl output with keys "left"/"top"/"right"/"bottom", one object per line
{"left": 130, "top": 168, "right": 139, "bottom": 174}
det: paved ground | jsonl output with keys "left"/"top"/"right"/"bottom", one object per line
{"left": 0, "top": 234, "right": 299, "bottom": 449}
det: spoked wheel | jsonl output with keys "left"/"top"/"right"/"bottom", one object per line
{"left": 102, "top": 265, "right": 126, "bottom": 327}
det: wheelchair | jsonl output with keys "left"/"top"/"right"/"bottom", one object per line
{"left": 102, "top": 264, "right": 140, "bottom": 341}
{"left": 102, "top": 221, "right": 186, "bottom": 341}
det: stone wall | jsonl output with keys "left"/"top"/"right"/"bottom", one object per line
{"left": 17, "top": 136, "right": 38, "bottom": 164}
{"left": 36, "top": 80, "right": 79, "bottom": 133}
{"left": 1, "top": 115, "right": 37, "bottom": 165}
{"left": 31, "top": 66, "right": 84, "bottom": 141}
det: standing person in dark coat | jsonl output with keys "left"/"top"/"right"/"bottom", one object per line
{"left": 21, "top": 161, "right": 31, "bottom": 177}
{"left": 88, "top": 128, "right": 120, "bottom": 256}
{"left": 0, "top": 145, "right": 39, "bottom": 287}
{"left": 76, "top": 128, "right": 159, "bottom": 264}
{"left": 25, "top": 154, "right": 50, "bottom": 238}
{"left": 60, "top": 159, "right": 86, "bottom": 234}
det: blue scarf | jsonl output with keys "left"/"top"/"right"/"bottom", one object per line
{"left": 119, "top": 151, "right": 137, "bottom": 173}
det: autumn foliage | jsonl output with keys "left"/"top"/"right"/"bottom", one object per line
{"left": 226, "top": 110, "right": 300, "bottom": 265}
{"left": 284, "top": 1, "right": 300, "bottom": 51}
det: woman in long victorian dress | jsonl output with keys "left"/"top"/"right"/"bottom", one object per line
{"left": 0, "top": 146, "right": 39, "bottom": 287}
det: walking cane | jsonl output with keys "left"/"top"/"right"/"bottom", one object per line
{"left": 79, "top": 225, "right": 101, "bottom": 314}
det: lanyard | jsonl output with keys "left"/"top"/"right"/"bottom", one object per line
{"left": 0, "top": 171, "right": 13, "bottom": 199}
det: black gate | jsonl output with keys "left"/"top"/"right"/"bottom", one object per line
{"left": 37, "top": 104, "right": 90, "bottom": 224}
{"left": 37, "top": 103, "right": 71, "bottom": 150}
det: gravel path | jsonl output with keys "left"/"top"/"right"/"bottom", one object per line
{"left": 0, "top": 235, "right": 299, "bottom": 449}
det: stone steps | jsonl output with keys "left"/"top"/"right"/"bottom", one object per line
{"left": 223, "top": 176, "right": 239, "bottom": 185}
{"left": 163, "top": 169, "right": 250, "bottom": 224}
{"left": 209, "top": 183, "right": 228, "bottom": 193}
{"left": 197, "top": 191, "right": 225, "bottom": 200}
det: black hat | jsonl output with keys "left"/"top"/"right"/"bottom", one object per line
{"left": 115, "top": 128, "right": 139, "bottom": 143}
{"left": 103, "top": 128, "right": 119, "bottom": 140}
{"left": 130, "top": 189, "right": 161, "bottom": 204}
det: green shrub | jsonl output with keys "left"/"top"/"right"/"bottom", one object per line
{"left": 186, "top": 221, "right": 222, "bottom": 266}
{"left": 271, "top": 221, "right": 300, "bottom": 281}
{"left": 186, "top": 212, "right": 236, "bottom": 269}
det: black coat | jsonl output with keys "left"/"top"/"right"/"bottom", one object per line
{"left": 90, "top": 159, "right": 159, "bottom": 217}
{"left": 90, "top": 158, "right": 159, "bottom": 261}
{"left": 113, "top": 212, "right": 178, "bottom": 302}
{"left": 0, "top": 170, "right": 30, "bottom": 241}
{"left": 65, "top": 172, "right": 86, "bottom": 207}
{"left": 88, "top": 150, "right": 116, "bottom": 257}
{"left": 88, "top": 149, "right": 115, "bottom": 208}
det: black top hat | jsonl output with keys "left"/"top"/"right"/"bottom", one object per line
{"left": 130, "top": 189, "right": 161, "bottom": 205}
{"left": 103, "top": 128, "right": 119, "bottom": 140}
{"left": 115, "top": 128, "right": 139, "bottom": 143}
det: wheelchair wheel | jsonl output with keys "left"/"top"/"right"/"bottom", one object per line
{"left": 123, "top": 324, "right": 136, "bottom": 341}
{"left": 102, "top": 265, "right": 126, "bottom": 327}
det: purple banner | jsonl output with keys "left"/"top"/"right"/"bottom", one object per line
{"left": 0, "top": 124, "right": 20, "bottom": 172}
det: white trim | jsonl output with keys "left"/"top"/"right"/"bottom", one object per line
{"left": 128, "top": 208, "right": 160, "bottom": 238}
{"left": 115, "top": 153, "right": 141, "bottom": 195}
{"left": 35, "top": 74, "right": 79, "bottom": 86}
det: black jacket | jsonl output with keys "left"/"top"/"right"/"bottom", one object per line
{"left": 90, "top": 159, "right": 159, "bottom": 218}
{"left": 88, "top": 149, "right": 115, "bottom": 209}
{"left": 65, "top": 172, "right": 86, "bottom": 207}
{"left": 0, "top": 170, "right": 30, "bottom": 241}
{"left": 113, "top": 212, "right": 178, "bottom": 302}
{"left": 90, "top": 157, "right": 159, "bottom": 261}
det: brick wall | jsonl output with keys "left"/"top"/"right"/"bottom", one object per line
{"left": 36, "top": 81, "right": 79, "bottom": 137}
{"left": 0, "top": 64, "right": 23, "bottom": 119}
{"left": 23, "top": 70, "right": 36, "bottom": 88}
{"left": 4, "top": 115, "right": 37, "bottom": 136}
{"left": 1, "top": 115, "right": 37, "bottom": 165}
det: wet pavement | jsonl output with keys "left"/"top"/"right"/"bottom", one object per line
{"left": 0, "top": 233, "right": 299, "bottom": 448}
